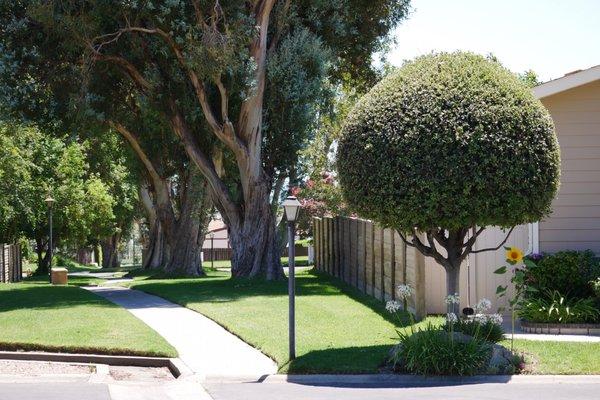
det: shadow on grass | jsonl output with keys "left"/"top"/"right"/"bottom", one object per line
{"left": 286, "top": 345, "right": 392, "bottom": 374}
{"left": 286, "top": 346, "right": 513, "bottom": 387}
{"left": 0, "top": 284, "right": 118, "bottom": 312}
{"left": 132, "top": 268, "right": 414, "bottom": 328}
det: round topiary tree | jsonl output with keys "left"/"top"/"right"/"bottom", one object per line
{"left": 337, "top": 52, "right": 560, "bottom": 313}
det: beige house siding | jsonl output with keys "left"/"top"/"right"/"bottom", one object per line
{"left": 539, "top": 80, "right": 600, "bottom": 253}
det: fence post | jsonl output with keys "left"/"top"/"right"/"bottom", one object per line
{"left": 1, "top": 244, "right": 4, "bottom": 283}
{"left": 17, "top": 243, "right": 22, "bottom": 282}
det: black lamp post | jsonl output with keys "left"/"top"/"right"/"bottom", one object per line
{"left": 45, "top": 196, "right": 55, "bottom": 282}
{"left": 209, "top": 231, "right": 215, "bottom": 269}
{"left": 282, "top": 195, "right": 301, "bottom": 360}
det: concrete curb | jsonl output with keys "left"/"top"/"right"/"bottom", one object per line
{"left": 206, "top": 373, "right": 600, "bottom": 386}
{"left": 0, "top": 351, "right": 192, "bottom": 379}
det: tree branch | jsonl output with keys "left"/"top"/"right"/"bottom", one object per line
{"left": 109, "top": 120, "right": 160, "bottom": 181}
{"left": 166, "top": 100, "right": 240, "bottom": 223}
{"left": 470, "top": 226, "right": 516, "bottom": 254}
{"left": 90, "top": 52, "right": 152, "bottom": 93}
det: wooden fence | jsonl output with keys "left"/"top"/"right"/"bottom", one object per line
{"left": 313, "top": 217, "right": 426, "bottom": 318}
{"left": 1, "top": 243, "right": 23, "bottom": 283}
{"left": 314, "top": 216, "right": 528, "bottom": 316}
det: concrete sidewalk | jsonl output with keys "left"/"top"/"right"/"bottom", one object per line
{"left": 85, "top": 286, "right": 277, "bottom": 380}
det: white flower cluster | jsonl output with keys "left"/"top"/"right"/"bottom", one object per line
{"left": 444, "top": 293, "right": 460, "bottom": 305}
{"left": 473, "top": 313, "right": 503, "bottom": 325}
{"left": 446, "top": 312, "right": 458, "bottom": 324}
{"left": 396, "top": 284, "right": 413, "bottom": 300}
{"left": 474, "top": 298, "right": 492, "bottom": 313}
{"left": 386, "top": 300, "right": 402, "bottom": 313}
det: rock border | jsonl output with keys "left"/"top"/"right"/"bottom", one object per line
{"left": 0, "top": 350, "right": 192, "bottom": 378}
{"left": 521, "top": 321, "right": 600, "bottom": 335}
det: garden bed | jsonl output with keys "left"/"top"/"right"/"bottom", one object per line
{"left": 521, "top": 321, "right": 600, "bottom": 335}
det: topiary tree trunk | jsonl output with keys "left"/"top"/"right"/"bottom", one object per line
{"left": 397, "top": 227, "right": 514, "bottom": 314}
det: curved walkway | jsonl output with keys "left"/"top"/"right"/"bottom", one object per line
{"left": 85, "top": 286, "right": 277, "bottom": 380}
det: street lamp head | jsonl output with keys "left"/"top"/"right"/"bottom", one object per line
{"left": 45, "top": 196, "right": 55, "bottom": 209}
{"left": 282, "top": 196, "right": 301, "bottom": 222}
{"left": 209, "top": 231, "right": 215, "bottom": 239}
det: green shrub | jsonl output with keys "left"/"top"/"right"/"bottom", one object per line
{"left": 524, "top": 251, "right": 600, "bottom": 299}
{"left": 443, "top": 319, "right": 505, "bottom": 343}
{"left": 592, "top": 278, "right": 600, "bottom": 298}
{"left": 337, "top": 51, "right": 560, "bottom": 232}
{"left": 390, "top": 324, "right": 492, "bottom": 375}
{"left": 519, "top": 290, "right": 600, "bottom": 323}
{"left": 54, "top": 255, "right": 81, "bottom": 270}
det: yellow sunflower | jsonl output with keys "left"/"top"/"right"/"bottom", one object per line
{"left": 506, "top": 247, "right": 523, "bottom": 264}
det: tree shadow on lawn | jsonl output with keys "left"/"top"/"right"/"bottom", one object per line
{"left": 0, "top": 284, "right": 120, "bottom": 312}
{"left": 132, "top": 269, "right": 413, "bottom": 326}
{"left": 286, "top": 346, "right": 513, "bottom": 387}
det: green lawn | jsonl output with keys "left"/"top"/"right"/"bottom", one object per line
{"left": 0, "top": 282, "right": 177, "bottom": 357}
{"left": 131, "top": 269, "right": 435, "bottom": 373}
{"left": 508, "top": 339, "right": 600, "bottom": 375}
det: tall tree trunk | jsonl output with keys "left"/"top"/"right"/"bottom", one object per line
{"left": 35, "top": 237, "right": 49, "bottom": 274}
{"left": 163, "top": 166, "right": 211, "bottom": 276}
{"left": 445, "top": 265, "right": 461, "bottom": 315}
{"left": 142, "top": 220, "right": 167, "bottom": 270}
{"left": 93, "top": 245, "right": 101, "bottom": 266}
{"left": 100, "top": 233, "right": 121, "bottom": 269}
{"left": 77, "top": 247, "right": 93, "bottom": 264}
{"left": 225, "top": 181, "right": 284, "bottom": 280}
{"left": 139, "top": 184, "right": 167, "bottom": 270}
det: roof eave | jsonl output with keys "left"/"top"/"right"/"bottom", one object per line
{"left": 533, "top": 65, "right": 600, "bottom": 99}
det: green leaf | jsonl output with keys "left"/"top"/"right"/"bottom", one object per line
{"left": 494, "top": 266, "right": 507, "bottom": 274}
{"left": 496, "top": 285, "right": 507, "bottom": 295}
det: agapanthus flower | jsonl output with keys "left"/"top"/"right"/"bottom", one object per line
{"left": 446, "top": 312, "right": 458, "bottom": 324}
{"left": 473, "top": 313, "right": 488, "bottom": 324}
{"left": 444, "top": 293, "right": 460, "bottom": 305}
{"left": 385, "top": 300, "right": 402, "bottom": 313}
{"left": 475, "top": 298, "right": 492, "bottom": 313}
{"left": 396, "top": 284, "right": 413, "bottom": 300}
{"left": 487, "top": 313, "right": 503, "bottom": 325}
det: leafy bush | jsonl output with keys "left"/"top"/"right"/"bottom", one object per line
{"left": 443, "top": 319, "right": 505, "bottom": 343}
{"left": 54, "top": 255, "right": 81, "bottom": 270}
{"left": 390, "top": 324, "right": 492, "bottom": 375}
{"left": 524, "top": 251, "right": 600, "bottom": 299}
{"left": 337, "top": 51, "right": 560, "bottom": 232}
{"left": 592, "top": 278, "right": 600, "bottom": 298}
{"left": 519, "top": 290, "right": 600, "bottom": 323}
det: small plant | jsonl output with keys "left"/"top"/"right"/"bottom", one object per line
{"left": 444, "top": 318, "right": 505, "bottom": 343}
{"left": 386, "top": 283, "right": 415, "bottom": 325}
{"left": 495, "top": 246, "right": 536, "bottom": 350}
{"left": 519, "top": 291, "right": 600, "bottom": 323}
{"left": 390, "top": 324, "right": 492, "bottom": 376}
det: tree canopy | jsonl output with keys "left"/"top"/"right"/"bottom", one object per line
{"left": 337, "top": 52, "right": 560, "bottom": 310}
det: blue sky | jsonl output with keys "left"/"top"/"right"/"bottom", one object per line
{"left": 387, "top": 0, "right": 600, "bottom": 82}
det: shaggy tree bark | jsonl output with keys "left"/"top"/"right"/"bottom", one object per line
{"left": 139, "top": 184, "right": 167, "bottom": 270}
{"left": 112, "top": 122, "right": 210, "bottom": 276}
{"left": 163, "top": 166, "right": 212, "bottom": 275}
{"left": 91, "top": 0, "right": 285, "bottom": 279}
{"left": 398, "top": 226, "right": 515, "bottom": 315}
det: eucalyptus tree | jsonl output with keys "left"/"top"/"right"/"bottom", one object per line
{"left": 1, "top": 0, "right": 410, "bottom": 279}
